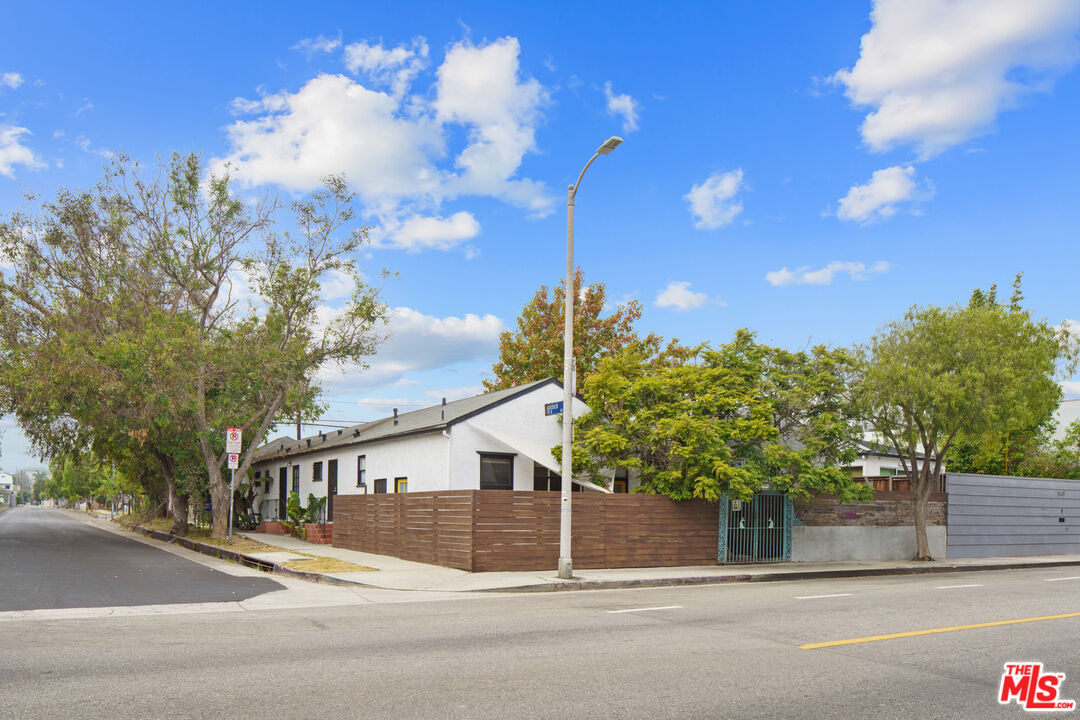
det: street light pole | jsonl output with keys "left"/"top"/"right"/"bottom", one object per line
{"left": 559, "top": 135, "right": 623, "bottom": 580}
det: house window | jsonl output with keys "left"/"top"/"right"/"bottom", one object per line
{"left": 395, "top": 477, "right": 408, "bottom": 493}
{"left": 357, "top": 455, "right": 367, "bottom": 487}
{"left": 313, "top": 461, "right": 323, "bottom": 482}
{"left": 373, "top": 478, "right": 387, "bottom": 494}
{"left": 533, "top": 463, "right": 561, "bottom": 492}
{"left": 880, "top": 467, "right": 897, "bottom": 476}
{"left": 292, "top": 465, "right": 300, "bottom": 495}
{"left": 613, "top": 468, "right": 629, "bottom": 493}
{"left": 480, "top": 453, "right": 514, "bottom": 490}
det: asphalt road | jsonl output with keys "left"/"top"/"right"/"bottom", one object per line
{"left": 0, "top": 507, "right": 282, "bottom": 610}
{"left": 2, "top": 555, "right": 1079, "bottom": 719}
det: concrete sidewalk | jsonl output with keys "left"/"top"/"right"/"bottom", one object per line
{"left": 238, "top": 531, "right": 1080, "bottom": 593}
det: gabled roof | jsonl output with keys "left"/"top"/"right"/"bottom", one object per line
{"left": 254, "top": 378, "right": 560, "bottom": 463}
{"left": 857, "top": 439, "right": 927, "bottom": 460}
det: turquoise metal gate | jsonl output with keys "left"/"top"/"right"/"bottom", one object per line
{"left": 717, "top": 491, "right": 793, "bottom": 564}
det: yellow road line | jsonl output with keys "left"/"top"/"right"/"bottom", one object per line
{"left": 800, "top": 611, "right": 1080, "bottom": 650}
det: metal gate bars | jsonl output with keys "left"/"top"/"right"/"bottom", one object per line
{"left": 717, "top": 491, "right": 793, "bottom": 564}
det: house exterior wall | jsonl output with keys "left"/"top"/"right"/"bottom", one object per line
{"left": 448, "top": 383, "right": 590, "bottom": 491}
{"left": 252, "top": 431, "right": 448, "bottom": 518}
{"left": 249, "top": 381, "right": 626, "bottom": 519}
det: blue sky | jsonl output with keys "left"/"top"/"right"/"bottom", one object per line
{"left": 2, "top": 0, "right": 1079, "bottom": 470}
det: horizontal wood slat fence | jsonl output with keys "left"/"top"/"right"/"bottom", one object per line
{"left": 334, "top": 491, "right": 719, "bottom": 572}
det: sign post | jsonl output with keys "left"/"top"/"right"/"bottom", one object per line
{"left": 226, "top": 429, "right": 242, "bottom": 540}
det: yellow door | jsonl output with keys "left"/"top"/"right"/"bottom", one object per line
{"left": 395, "top": 477, "right": 408, "bottom": 493}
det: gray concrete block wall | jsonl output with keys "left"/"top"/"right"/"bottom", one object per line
{"left": 792, "top": 526, "right": 947, "bottom": 562}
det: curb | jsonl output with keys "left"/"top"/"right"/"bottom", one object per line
{"left": 129, "top": 525, "right": 374, "bottom": 590}
{"left": 121, "top": 520, "right": 1080, "bottom": 594}
{"left": 494, "top": 558, "right": 1080, "bottom": 593}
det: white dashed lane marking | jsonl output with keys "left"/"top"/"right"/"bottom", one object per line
{"left": 795, "top": 593, "right": 853, "bottom": 600}
{"left": 607, "top": 605, "right": 683, "bottom": 614}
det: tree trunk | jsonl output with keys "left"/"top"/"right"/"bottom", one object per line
{"left": 208, "top": 465, "right": 230, "bottom": 539}
{"left": 167, "top": 481, "right": 188, "bottom": 536}
{"left": 912, "top": 490, "right": 932, "bottom": 560}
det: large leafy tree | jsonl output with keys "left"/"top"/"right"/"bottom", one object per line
{"left": 571, "top": 331, "right": 872, "bottom": 503}
{"left": 484, "top": 268, "right": 660, "bottom": 391}
{"left": 855, "top": 276, "right": 1076, "bottom": 560}
{"left": 0, "top": 154, "right": 386, "bottom": 538}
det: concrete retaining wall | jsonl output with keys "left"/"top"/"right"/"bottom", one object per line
{"left": 792, "top": 525, "right": 947, "bottom": 562}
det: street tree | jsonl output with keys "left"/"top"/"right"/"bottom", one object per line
{"left": 484, "top": 268, "right": 660, "bottom": 391}
{"left": 0, "top": 154, "right": 387, "bottom": 538}
{"left": 855, "top": 276, "right": 1076, "bottom": 560}
{"left": 572, "top": 331, "right": 873, "bottom": 503}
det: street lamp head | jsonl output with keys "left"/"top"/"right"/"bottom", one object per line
{"left": 596, "top": 136, "right": 623, "bottom": 155}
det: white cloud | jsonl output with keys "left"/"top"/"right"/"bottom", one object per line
{"left": 1, "top": 72, "right": 23, "bottom": 90}
{"left": 0, "top": 125, "right": 44, "bottom": 177}
{"left": 377, "top": 211, "right": 480, "bottom": 252}
{"left": 434, "top": 37, "right": 552, "bottom": 216}
{"left": 344, "top": 38, "right": 428, "bottom": 98}
{"left": 684, "top": 169, "right": 745, "bottom": 230}
{"left": 603, "top": 81, "right": 639, "bottom": 133}
{"left": 319, "top": 268, "right": 356, "bottom": 302}
{"left": 356, "top": 397, "right": 426, "bottom": 408}
{"left": 292, "top": 34, "right": 342, "bottom": 56}
{"left": 766, "top": 260, "right": 891, "bottom": 287}
{"left": 214, "top": 36, "right": 554, "bottom": 244}
{"left": 215, "top": 73, "right": 443, "bottom": 201}
{"left": 320, "top": 306, "right": 504, "bottom": 391}
{"left": 655, "top": 281, "right": 708, "bottom": 311}
{"left": 836, "top": 165, "right": 932, "bottom": 223}
{"left": 832, "top": 0, "right": 1080, "bottom": 158}
{"left": 424, "top": 385, "right": 484, "bottom": 402}
{"left": 76, "top": 135, "right": 113, "bottom": 159}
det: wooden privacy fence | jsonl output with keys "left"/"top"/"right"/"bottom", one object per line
{"left": 334, "top": 490, "right": 719, "bottom": 572}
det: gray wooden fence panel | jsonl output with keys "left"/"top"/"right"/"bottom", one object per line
{"left": 946, "top": 473, "right": 1080, "bottom": 558}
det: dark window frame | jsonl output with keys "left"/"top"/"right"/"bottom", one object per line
{"left": 479, "top": 452, "right": 516, "bottom": 490}
{"left": 373, "top": 478, "right": 387, "bottom": 494}
{"left": 533, "top": 462, "right": 561, "bottom": 492}
{"left": 312, "top": 461, "right": 323, "bottom": 482}
{"left": 357, "top": 455, "right": 367, "bottom": 488}
{"left": 292, "top": 465, "right": 300, "bottom": 495}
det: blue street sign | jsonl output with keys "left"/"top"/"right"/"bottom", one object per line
{"left": 545, "top": 401, "right": 564, "bottom": 416}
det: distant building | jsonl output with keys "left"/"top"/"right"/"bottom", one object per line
{"left": 1053, "top": 399, "right": 1080, "bottom": 441}
{"left": 0, "top": 472, "right": 14, "bottom": 505}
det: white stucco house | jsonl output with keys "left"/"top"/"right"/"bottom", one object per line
{"left": 250, "top": 378, "right": 637, "bottom": 522}
{"left": 846, "top": 437, "right": 945, "bottom": 492}
{"left": 0, "top": 472, "right": 14, "bottom": 505}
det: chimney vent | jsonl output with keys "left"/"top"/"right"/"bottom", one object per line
{"left": 393, "top": 408, "right": 399, "bottom": 425}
